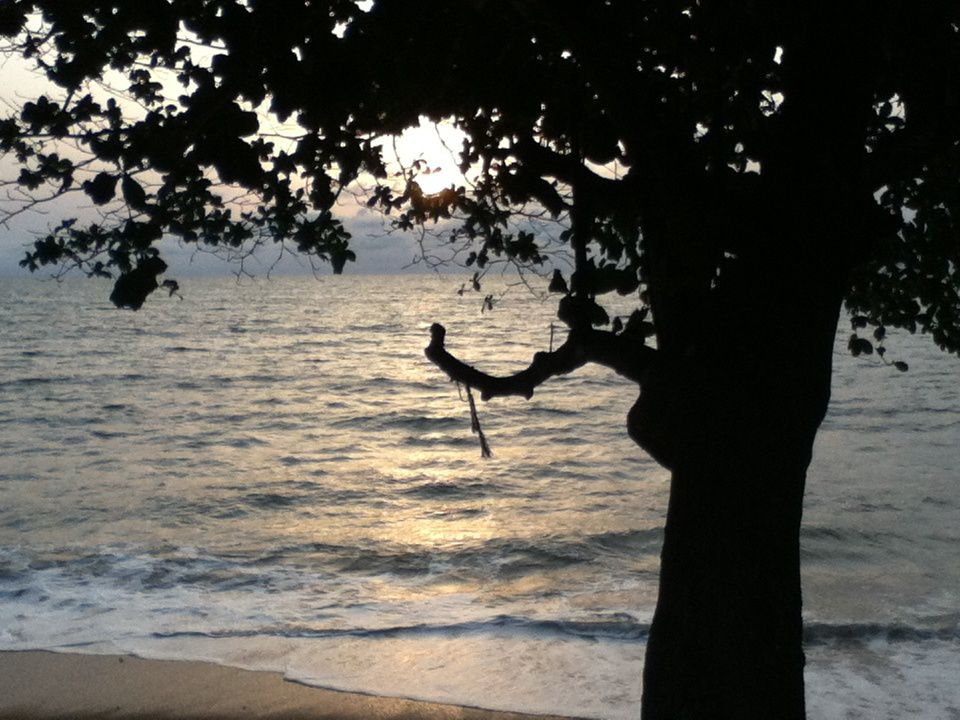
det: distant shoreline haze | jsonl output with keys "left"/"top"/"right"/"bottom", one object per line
{"left": 0, "top": 232, "right": 466, "bottom": 279}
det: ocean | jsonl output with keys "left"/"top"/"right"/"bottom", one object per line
{"left": 0, "top": 274, "right": 957, "bottom": 719}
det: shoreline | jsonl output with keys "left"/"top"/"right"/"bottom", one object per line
{"left": 0, "top": 650, "right": 583, "bottom": 720}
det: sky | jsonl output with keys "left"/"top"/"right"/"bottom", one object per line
{"left": 0, "top": 124, "right": 467, "bottom": 279}
{"left": 0, "top": 35, "right": 474, "bottom": 280}
{"left": 0, "top": 208, "right": 440, "bottom": 279}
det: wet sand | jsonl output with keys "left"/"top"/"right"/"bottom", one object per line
{"left": 0, "top": 650, "right": 580, "bottom": 720}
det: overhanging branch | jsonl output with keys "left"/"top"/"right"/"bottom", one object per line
{"left": 424, "top": 323, "right": 654, "bottom": 401}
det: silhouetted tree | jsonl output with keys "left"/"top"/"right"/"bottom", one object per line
{"left": 2, "top": 2, "right": 959, "bottom": 718}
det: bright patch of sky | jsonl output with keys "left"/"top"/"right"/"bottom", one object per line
{"left": 380, "top": 120, "right": 468, "bottom": 195}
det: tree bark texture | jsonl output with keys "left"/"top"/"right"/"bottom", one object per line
{"left": 632, "top": 266, "right": 845, "bottom": 719}
{"left": 639, "top": 435, "right": 809, "bottom": 719}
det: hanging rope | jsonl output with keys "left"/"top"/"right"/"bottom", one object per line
{"left": 464, "top": 384, "right": 492, "bottom": 458}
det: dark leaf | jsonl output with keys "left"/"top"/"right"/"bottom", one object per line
{"left": 0, "top": 6, "right": 27, "bottom": 37}
{"left": 847, "top": 334, "right": 861, "bottom": 357}
{"left": 83, "top": 172, "right": 118, "bottom": 205}
{"left": 121, "top": 175, "right": 148, "bottom": 210}
{"left": 548, "top": 269, "right": 568, "bottom": 294}
{"left": 558, "top": 295, "right": 609, "bottom": 328}
{"left": 109, "top": 256, "right": 168, "bottom": 310}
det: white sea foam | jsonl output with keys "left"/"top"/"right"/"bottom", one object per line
{"left": 31, "top": 634, "right": 960, "bottom": 720}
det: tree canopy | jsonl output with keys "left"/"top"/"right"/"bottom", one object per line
{"left": 2, "top": 0, "right": 958, "bottom": 353}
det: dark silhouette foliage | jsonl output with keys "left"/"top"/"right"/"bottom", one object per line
{"left": 3, "top": 2, "right": 959, "bottom": 718}
{"left": 2, "top": 1, "right": 954, "bottom": 341}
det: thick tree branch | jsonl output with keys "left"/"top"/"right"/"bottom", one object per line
{"left": 581, "top": 327, "right": 656, "bottom": 383}
{"left": 424, "top": 323, "right": 654, "bottom": 401}
{"left": 865, "top": 125, "right": 958, "bottom": 190}
{"left": 511, "top": 135, "right": 636, "bottom": 217}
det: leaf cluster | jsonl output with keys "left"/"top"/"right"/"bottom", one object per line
{"left": 0, "top": 0, "right": 958, "bottom": 356}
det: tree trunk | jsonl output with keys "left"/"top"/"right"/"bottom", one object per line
{"left": 640, "top": 438, "right": 810, "bottom": 719}
{"left": 632, "top": 270, "right": 844, "bottom": 719}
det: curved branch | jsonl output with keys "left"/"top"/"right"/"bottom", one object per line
{"left": 424, "top": 323, "right": 655, "bottom": 401}
{"left": 511, "top": 135, "right": 635, "bottom": 217}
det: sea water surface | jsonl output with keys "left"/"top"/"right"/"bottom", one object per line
{"left": 0, "top": 275, "right": 957, "bottom": 719}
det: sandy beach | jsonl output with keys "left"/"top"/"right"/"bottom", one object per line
{"left": 0, "top": 651, "right": 580, "bottom": 720}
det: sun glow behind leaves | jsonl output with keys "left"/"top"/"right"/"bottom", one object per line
{"left": 383, "top": 118, "right": 469, "bottom": 196}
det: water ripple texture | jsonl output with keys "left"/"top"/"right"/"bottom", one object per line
{"left": 0, "top": 275, "right": 957, "bottom": 720}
